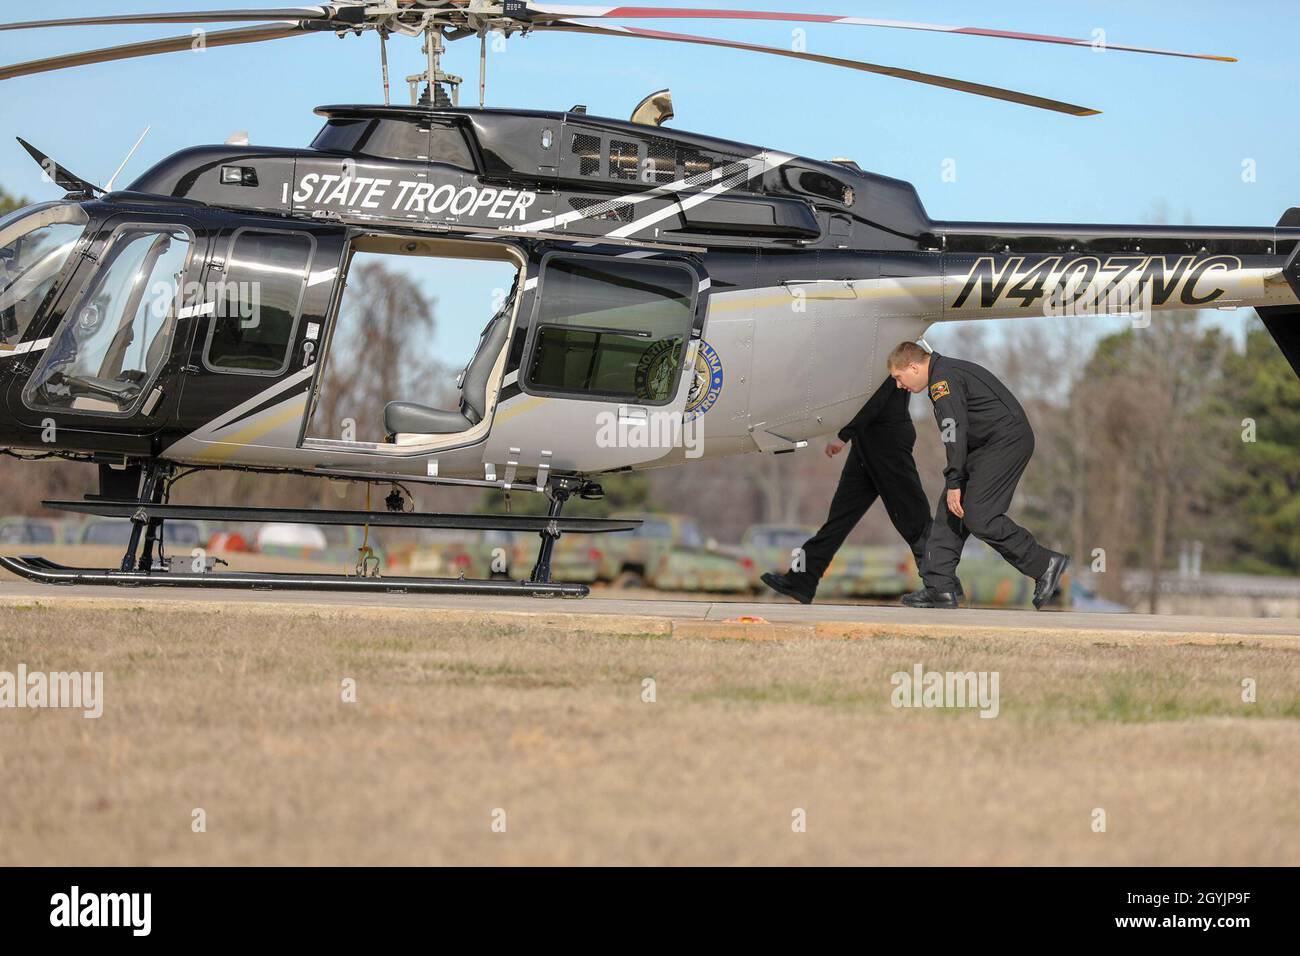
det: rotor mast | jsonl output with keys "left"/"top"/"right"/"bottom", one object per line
{"left": 406, "top": 22, "right": 462, "bottom": 106}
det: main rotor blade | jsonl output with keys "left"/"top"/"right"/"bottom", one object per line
{"left": 529, "top": 6, "right": 1237, "bottom": 62}
{"left": 0, "top": 8, "right": 333, "bottom": 32}
{"left": 0, "top": 23, "right": 310, "bottom": 81}
{"left": 547, "top": 21, "right": 1101, "bottom": 116}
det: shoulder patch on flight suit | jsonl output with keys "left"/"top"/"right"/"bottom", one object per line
{"left": 929, "top": 380, "right": 950, "bottom": 401}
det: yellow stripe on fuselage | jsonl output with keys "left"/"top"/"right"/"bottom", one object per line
{"left": 192, "top": 395, "right": 308, "bottom": 463}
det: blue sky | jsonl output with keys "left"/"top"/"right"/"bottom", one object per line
{"left": 3, "top": 0, "right": 1297, "bottom": 358}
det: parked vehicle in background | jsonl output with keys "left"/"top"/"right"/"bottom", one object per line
{"left": 958, "top": 538, "right": 1072, "bottom": 609}
{"left": 78, "top": 517, "right": 211, "bottom": 551}
{"left": 1068, "top": 579, "right": 1127, "bottom": 613}
{"left": 600, "top": 513, "right": 750, "bottom": 593}
{"left": 256, "top": 523, "right": 328, "bottom": 552}
{"left": 477, "top": 530, "right": 528, "bottom": 579}
{"left": 256, "top": 523, "right": 386, "bottom": 568}
{"left": 401, "top": 530, "right": 478, "bottom": 579}
{"left": 737, "top": 524, "right": 918, "bottom": 599}
{"left": 0, "top": 516, "right": 63, "bottom": 545}
{"left": 543, "top": 533, "right": 606, "bottom": 585}
{"left": 468, "top": 529, "right": 612, "bottom": 585}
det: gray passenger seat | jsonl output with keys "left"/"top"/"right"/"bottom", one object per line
{"left": 383, "top": 306, "right": 513, "bottom": 437}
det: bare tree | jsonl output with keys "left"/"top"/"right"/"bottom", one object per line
{"left": 312, "top": 260, "right": 450, "bottom": 447}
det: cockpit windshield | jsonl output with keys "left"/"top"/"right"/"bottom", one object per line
{"left": 0, "top": 202, "right": 88, "bottom": 347}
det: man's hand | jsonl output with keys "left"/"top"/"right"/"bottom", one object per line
{"left": 946, "top": 487, "right": 965, "bottom": 519}
{"left": 825, "top": 439, "right": 846, "bottom": 458}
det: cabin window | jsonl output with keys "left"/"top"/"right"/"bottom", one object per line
{"left": 360, "top": 118, "right": 434, "bottom": 162}
{"left": 428, "top": 126, "right": 475, "bottom": 169}
{"left": 311, "top": 117, "right": 473, "bottom": 169}
{"left": 0, "top": 202, "right": 88, "bottom": 348}
{"left": 790, "top": 169, "right": 853, "bottom": 205}
{"left": 525, "top": 256, "right": 696, "bottom": 404}
{"left": 23, "top": 224, "right": 193, "bottom": 416}
{"left": 204, "top": 229, "right": 313, "bottom": 375}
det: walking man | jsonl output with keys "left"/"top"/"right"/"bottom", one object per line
{"left": 887, "top": 341, "right": 1069, "bottom": 610}
{"left": 762, "top": 374, "right": 932, "bottom": 605}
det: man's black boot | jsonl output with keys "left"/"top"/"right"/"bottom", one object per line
{"left": 1033, "top": 553, "right": 1070, "bottom": 610}
{"left": 762, "top": 571, "right": 815, "bottom": 605}
{"left": 901, "top": 586, "right": 961, "bottom": 609}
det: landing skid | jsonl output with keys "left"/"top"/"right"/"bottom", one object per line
{"left": 33, "top": 465, "right": 608, "bottom": 595}
{"left": 0, "top": 556, "right": 589, "bottom": 598}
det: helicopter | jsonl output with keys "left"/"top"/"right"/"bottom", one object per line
{"left": 0, "top": 2, "right": 1297, "bottom": 598}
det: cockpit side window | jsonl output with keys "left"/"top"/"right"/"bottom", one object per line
{"left": 23, "top": 223, "right": 192, "bottom": 417}
{"left": 0, "top": 202, "right": 88, "bottom": 348}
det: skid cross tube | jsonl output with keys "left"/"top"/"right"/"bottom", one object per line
{"left": 44, "top": 500, "right": 640, "bottom": 535}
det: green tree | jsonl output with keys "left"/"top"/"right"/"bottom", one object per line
{"left": 1218, "top": 322, "right": 1300, "bottom": 572}
{"left": 0, "top": 186, "right": 27, "bottom": 216}
{"left": 1069, "top": 314, "right": 1234, "bottom": 604}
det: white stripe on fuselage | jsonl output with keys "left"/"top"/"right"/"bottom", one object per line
{"left": 0, "top": 337, "right": 50, "bottom": 359}
{"left": 190, "top": 366, "right": 315, "bottom": 436}
{"left": 505, "top": 150, "right": 792, "bottom": 236}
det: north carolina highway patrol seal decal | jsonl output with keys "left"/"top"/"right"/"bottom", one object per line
{"left": 634, "top": 338, "right": 681, "bottom": 402}
{"left": 684, "top": 340, "right": 724, "bottom": 423}
{"left": 929, "top": 380, "right": 951, "bottom": 401}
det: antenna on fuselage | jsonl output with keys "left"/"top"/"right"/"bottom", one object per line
{"left": 104, "top": 126, "right": 150, "bottom": 193}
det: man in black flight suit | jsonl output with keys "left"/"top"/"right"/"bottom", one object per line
{"left": 761, "top": 374, "right": 933, "bottom": 605}
{"left": 887, "top": 341, "right": 1069, "bottom": 610}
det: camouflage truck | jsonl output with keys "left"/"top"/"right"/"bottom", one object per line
{"left": 471, "top": 529, "right": 605, "bottom": 584}
{"left": 398, "top": 530, "right": 480, "bottom": 578}
{"left": 956, "top": 538, "right": 1073, "bottom": 609}
{"left": 600, "top": 513, "right": 751, "bottom": 593}
{"left": 738, "top": 524, "right": 919, "bottom": 599}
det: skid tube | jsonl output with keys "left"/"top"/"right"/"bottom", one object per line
{"left": 0, "top": 556, "right": 589, "bottom": 598}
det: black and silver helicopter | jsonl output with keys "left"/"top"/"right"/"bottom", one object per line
{"left": 1, "top": 1, "right": 1297, "bottom": 597}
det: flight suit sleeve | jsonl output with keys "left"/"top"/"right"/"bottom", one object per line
{"left": 837, "top": 377, "right": 894, "bottom": 442}
{"left": 930, "top": 376, "right": 970, "bottom": 489}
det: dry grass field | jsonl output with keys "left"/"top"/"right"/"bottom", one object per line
{"left": 1, "top": 597, "right": 1298, "bottom": 866}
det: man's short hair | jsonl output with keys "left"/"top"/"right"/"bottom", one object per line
{"left": 887, "top": 341, "right": 929, "bottom": 370}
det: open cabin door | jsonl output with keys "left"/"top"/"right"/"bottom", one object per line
{"left": 483, "top": 250, "right": 708, "bottom": 478}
